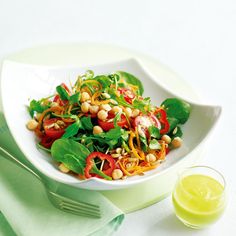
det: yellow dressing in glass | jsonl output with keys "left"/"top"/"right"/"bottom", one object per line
{"left": 172, "top": 174, "right": 226, "bottom": 228}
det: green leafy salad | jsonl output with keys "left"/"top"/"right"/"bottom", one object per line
{"left": 26, "top": 70, "right": 191, "bottom": 180}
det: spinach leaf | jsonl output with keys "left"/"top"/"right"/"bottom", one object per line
{"left": 140, "top": 135, "right": 148, "bottom": 152}
{"left": 69, "top": 92, "right": 81, "bottom": 105}
{"left": 171, "top": 126, "right": 183, "bottom": 138}
{"left": 94, "top": 127, "right": 123, "bottom": 149}
{"left": 102, "top": 126, "right": 122, "bottom": 140}
{"left": 90, "top": 163, "right": 112, "bottom": 180}
{"left": 148, "top": 126, "right": 161, "bottom": 139}
{"left": 56, "top": 85, "right": 69, "bottom": 100}
{"left": 161, "top": 98, "right": 191, "bottom": 124}
{"left": 62, "top": 119, "right": 82, "bottom": 138}
{"left": 167, "top": 117, "right": 179, "bottom": 133}
{"left": 121, "top": 130, "right": 129, "bottom": 141}
{"left": 28, "top": 99, "right": 50, "bottom": 117}
{"left": 132, "top": 97, "right": 151, "bottom": 113}
{"left": 149, "top": 139, "right": 161, "bottom": 150}
{"left": 94, "top": 75, "right": 111, "bottom": 89}
{"left": 51, "top": 139, "right": 90, "bottom": 175}
{"left": 62, "top": 154, "right": 85, "bottom": 174}
{"left": 80, "top": 116, "right": 93, "bottom": 131}
{"left": 116, "top": 71, "right": 144, "bottom": 95}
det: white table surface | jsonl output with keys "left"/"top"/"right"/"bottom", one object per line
{"left": 0, "top": 0, "right": 235, "bottom": 235}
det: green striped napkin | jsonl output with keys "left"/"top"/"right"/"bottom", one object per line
{"left": 0, "top": 112, "right": 124, "bottom": 236}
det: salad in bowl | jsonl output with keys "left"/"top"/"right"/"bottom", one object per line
{"left": 26, "top": 70, "right": 191, "bottom": 181}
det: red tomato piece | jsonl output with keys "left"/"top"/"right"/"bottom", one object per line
{"left": 98, "top": 113, "right": 128, "bottom": 131}
{"left": 40, "top": 135, "right": 56, "bottom": 149}
{"left": 118, "top": 88, "right": 135, "bottom": 104}
{"left": 43, "top": 118, "right": 66, "bottom": 139}
{"left": 134, "top": 114, "right": 161, "bottom": 137}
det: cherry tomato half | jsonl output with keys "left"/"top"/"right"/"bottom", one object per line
{"left": 43, "top": 118, "right": 66, "bottom": 139}
{"left": 118, "top": 88, "right": 135, "bottom": 104}
{"left": 98, "top": 113, "right": 128, "bottom": 131}
{"left": 133, "top": 114, "right": 161, "bottom": 137}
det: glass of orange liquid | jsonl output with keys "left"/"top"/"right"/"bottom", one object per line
{"left": 172, "top": 166, "right": 226, "bottom": 229}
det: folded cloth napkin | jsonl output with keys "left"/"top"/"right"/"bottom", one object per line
{"left": 0, "top": 212, "right": 16, "bottom": 236}
{"left": 0, "top": 112, "right": 124, "bottom": 236}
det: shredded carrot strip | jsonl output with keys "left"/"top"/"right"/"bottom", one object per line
{"left": 91, "top": 91, "right": 100, "bottom": 104}
{"left": 137, "top": 149, "right": 145, "bottom": 160}
{"left": 38, "top": 106, "right": 64, "bottom": 127}
{"left": 118, "top": 159, "right": 139, "bottom": 176}
{"left": 128, "top": 132, "right": 145, "bottom": 160}
{"left": 157, "top": 141, "right": 166, "bottom": 161}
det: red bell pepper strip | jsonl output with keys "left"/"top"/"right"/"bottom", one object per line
{"left": 155, "top": 108, "right": 170, "bottom": 134}
{"left": 84, "top": 152, "right": 115, "bottom": 180}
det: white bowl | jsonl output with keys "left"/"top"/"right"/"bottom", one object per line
{"left": 0, "top": 58, "right": 221, "bottom": 190}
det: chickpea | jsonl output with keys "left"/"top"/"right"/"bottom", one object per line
{"left": 161, "top": 134, "right": 171, "bottom": 144}
{"left": 81, "top": 102, "right": 90, "bottom": 113}
{"left": 131, "top": 109, "right": 140, "bottom": 118}
{"left": 146, "top": 153, "right": 156, "bottom": 162}
{"left": 81, "top": 92, "right": 90, "bottom": 102}
{"left": 100, "top": 104, "right": 111, "bottom": 111}
{"left": 59, "top": 163, "right": 70, "bottom": 173}
{"left": 124, "top": 107, "right": 132, "bottom": 117}
{"left": 112, "top": 169, "right": 123, "bottom": 180}
{"left": 111, "top": 106, "right": 122, "bottom": 114}
{"left": 89, "top": 105, "right": 99, "bottom": 114}
{"left": 26, "top": 119, "right": 38, "bottom": 130}
{"left": 97, "top": 110, "right": 108, "bottom": 120}
{"left": 172, "top": 137, "right": 182, "bottom": 148}
{"left": 93, "top": 125, "right": 103, "bottom": 134}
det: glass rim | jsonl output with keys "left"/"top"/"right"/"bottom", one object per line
{"left": 177, "top": 165, "right": 226, "bottom": 200}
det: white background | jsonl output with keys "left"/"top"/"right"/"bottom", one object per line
{"left": 0, "top": 0, "right": 235, "bottom": 235}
